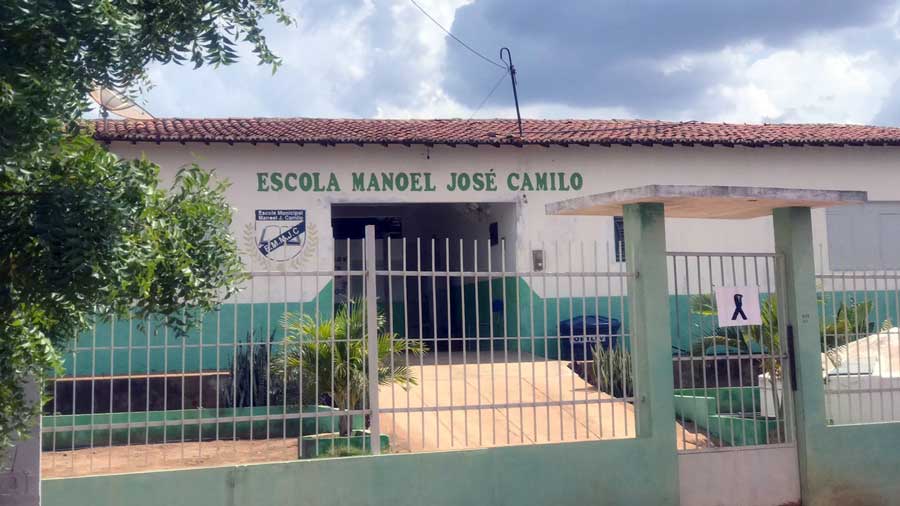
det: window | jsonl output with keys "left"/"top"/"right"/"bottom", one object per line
{"left": 826, "top": 203, "right": 900, "bottom": 270}
{"left": 613, "top": 216, "right": 625, "bottom": 262}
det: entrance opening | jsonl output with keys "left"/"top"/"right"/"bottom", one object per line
{"left": 331, "top": 202, "right": 517, "bottom": 350}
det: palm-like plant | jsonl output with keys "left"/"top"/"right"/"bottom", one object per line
{"left": 740, "top": 296, "right": 784, "bottom": 425}
{"left": 591, "top": 344, "right": 633, "bottom": 398}
{"left": 688, "top": 291, "right": 882, "bottom": 431}
{"left": 272, "top": 298, "right": 427, "bottom": 435}
{"left": 689, "top": 293, "right": 719, "bottom": 339}
{"left": 821, "top": 300, "right": 874, "bottom": 369}
{"left": 687, "top": 293, "right": 782, "bottom": 418}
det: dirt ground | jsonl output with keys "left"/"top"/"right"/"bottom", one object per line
{"left": 44, "top": 352, "right": 712, "bottom": 478}
{"left": 45, "top": 424, "right": 712, "bottom": 479}
{"left": 43, "top": 439, "right": 299, "bottom": 478}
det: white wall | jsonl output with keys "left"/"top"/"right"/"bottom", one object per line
{"left": 825, "top": 202, "right": 900, "bottom": 270}
{"left": 825, "top": 375, "right": 900, "bottom": 425}
{"left": 107, "top": 141, "right": 900, "bottom": 300}
{"left": 678, "top": 447, "right": 800, "bottom": 506}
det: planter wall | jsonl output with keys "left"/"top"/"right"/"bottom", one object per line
{"left": 673, "top": 387, "right": 775, "bottom": 447}
{"left": 41, "top": 405, "right": 364, "bottom": 451}
{"left": 299, "top": 431, "right": 390, "bottom": 458}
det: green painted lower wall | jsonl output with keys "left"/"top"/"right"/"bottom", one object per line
{"left": 673, "top": 387, "right": 777, "bottom": 447}
{"left": 59, "top": 277, "right": 638, "bottom": 378}
{"left": 62, "top": 273, "right": 900, "bottom": 379}
{"left": 706, "top": 414, "right": 778, "bottom": 447}
{"left": 804, "top": 423, "right": 900, "bottom": 505}
{"left": 42, "top": 438, "right": 678, "bottom": 506}
{"left": 674, "top": 387, "right": 760, "bottom": 414}
{"left": 62, "top": 282, "right": 335, "bottom": 377}
{"left": 42, "top": 405, "right": 364, "bottom": 450}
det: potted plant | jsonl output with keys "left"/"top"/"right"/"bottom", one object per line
{"left": 273, "top": 298, "right": 426, "bottom": 456}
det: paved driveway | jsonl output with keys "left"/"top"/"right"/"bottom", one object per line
{"left": 379, "top": 351, "right": 707, "bottom": 452}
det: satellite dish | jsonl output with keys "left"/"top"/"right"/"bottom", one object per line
{"left": 88, "top": 86, "right": 154, "bottom": 120}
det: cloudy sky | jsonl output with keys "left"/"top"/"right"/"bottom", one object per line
{"left": 133, "top": 0, "right": 900, "bottom": 125}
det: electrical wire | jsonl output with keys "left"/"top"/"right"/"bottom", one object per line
{"left": 468, "top": 68, "right": 510, "bottom": 120}
{"left": 408, "top": 0, "right": 506, "bottom": 69}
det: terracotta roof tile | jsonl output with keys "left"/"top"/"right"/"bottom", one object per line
{"left": 91, "top": 118, "right": 900, "bottom": 147}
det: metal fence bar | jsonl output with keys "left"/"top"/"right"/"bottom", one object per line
{"left": 365, "top": 225, "right": 380, "bottom": 455}
{"left": 460, "top": 238, "right": 470, "bottom": 447}
{"left": 475, "top": 239, "right": 484, "bottom": 447}
{"left": 816, "top": 247, "right": 900, "bottom": 426}
{"left": 42, "top": 236, "right": 636, "bottom": 477}
{"left": 402, "top": 237, "right": 412, "bottom": 452}
{"left": 668, "top": 251, "right": 793, "bottom": 453}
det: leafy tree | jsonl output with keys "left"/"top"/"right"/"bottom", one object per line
{"left": 273, "top": 299, "right": 427, "bottom": 436}
{"left": 1, "top": 0, "right": 291, "bottom": 454}
{"left": 1, "top": 0, "right": 291, "bottom": 160}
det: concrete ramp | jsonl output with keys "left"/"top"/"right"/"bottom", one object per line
{"left": 380, "top": 351, "right": 706, "bottom": 452}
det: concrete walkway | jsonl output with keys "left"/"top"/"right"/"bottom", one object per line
{"left": 379, "top": 351, "right": 707, "bottom": 452}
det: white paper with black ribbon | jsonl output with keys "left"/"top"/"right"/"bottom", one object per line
{"left": 714, "top": 285, "right": 762, "bottom": 327}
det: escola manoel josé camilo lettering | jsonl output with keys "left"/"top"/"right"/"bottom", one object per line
{"left": 257, "top": 171, "right": 583, "bottom": 193}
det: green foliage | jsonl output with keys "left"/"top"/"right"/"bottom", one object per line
{"left": 317, "top": 445, "right": 370, "bottom": 459}
{"left": 273, "top": 299, "right": 427, "bottom": 435}
{"left": 821, "top": 300, "right": 875, "bottom": 370}
{"left": 1, "top": 136, "right": 246, "bottom": 454}
{"left": 687, "top": 292, "right": 880, "bottom": 418}
{"left": 0, "top": 0, "right": 292, "bottom": 159}
{"left": 743, "top": 296, "right": 780, "bottom": 361}
{"left": 687, "top": 293, "right": 723, "bottom": 342}
{"left": 688, "top": 293, "right": 783, "bottom": 416}
{"left": 590, "top": 345, "right": 633, "bottom": 398}
{"left": 221, "top": 329, "right": 279, "bottom": 409}
{"left": 1, "top": 0, "right": 289, "bottom": 456}
{"left": 689, "top": 293, "right": 717, "bottom": 317}
{"left": 822, "top": 300, "right": 874, "bottom": 343}
{"left": 688, "top": 334, "right": 746, "bottom": 356}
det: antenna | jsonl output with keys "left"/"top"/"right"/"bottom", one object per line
{"left": 88, "top": 86, "right": 154, "bottom": 126}
{"left": 500, "top": 47, "right": 523, "bottom": 138}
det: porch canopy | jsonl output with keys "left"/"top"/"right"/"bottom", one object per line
{"left": 545, "top": 184, "right": 867, "bottom": 219}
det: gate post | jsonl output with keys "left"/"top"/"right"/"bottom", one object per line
{"left": 364, "top": 224, "right": 381, "bottom": 455}
{"left": 623, "top": 202, "right": 679, "bottom": 504}
{"left": 772, "top": 207, "right": 824, "bottom": 504}
{"left": 0, "top": 379, "right": 41, "bottom": 506}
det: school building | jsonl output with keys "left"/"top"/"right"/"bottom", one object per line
{"left": 30, "top": 118, "right": 900, "bottom": 506}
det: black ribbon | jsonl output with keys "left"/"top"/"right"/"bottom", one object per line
{"left": 731, "top": 293, "right": 747, "bottom": 321}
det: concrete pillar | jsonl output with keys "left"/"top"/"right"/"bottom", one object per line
{"left": 623, "top": 202, "right": 679, "bottom": 505}
{"left": 772, "top": 205, "right": 900, "bottom": 505}
{"left": 0, "top": 380, "right": 41, "bottom": 506}
{"left": 773, "top": 207, "right": 825, "bottom": 504}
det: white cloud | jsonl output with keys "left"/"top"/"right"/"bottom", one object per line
{"left": 123, "top": 0, "right": 900, "bottom": 126}
{"left": 646, "top": 32, "right": 900, "bottom": 124}
{"left": 711, "top": 39, "right": 897, "bottom": 124}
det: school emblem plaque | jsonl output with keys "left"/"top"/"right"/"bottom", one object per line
{"left": 243, "top": 209, "right": 318, "bottom": 268}
{"left": 254, "top": 209, "right": 306, "bottom": 260}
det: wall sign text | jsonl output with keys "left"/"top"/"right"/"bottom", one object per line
{"left": 256, "top": 171, "right": 584, "bottom": 193}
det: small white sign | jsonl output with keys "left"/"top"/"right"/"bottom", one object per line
{"left": 715, "top": 286, "right": 762, "bottom": 327}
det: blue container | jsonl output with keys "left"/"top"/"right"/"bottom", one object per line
{"left": 557, "top": 316, "right": 621, "bottom": 361}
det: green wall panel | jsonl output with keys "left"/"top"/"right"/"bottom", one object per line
{"left": 60, "top": 282, "right": 334, "bottom": 377}
{"left": 57, "top": 274, "right": 900, "bottom": 379}
{"left": 43, "top": 438, "right": 677, "bottom": 506}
